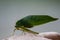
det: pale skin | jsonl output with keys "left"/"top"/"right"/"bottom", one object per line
{"left": 13, "top": 28, "right": 60, "bottom": 40}
{"left": 39, "top": 32, "right": 60, "bottom": 40}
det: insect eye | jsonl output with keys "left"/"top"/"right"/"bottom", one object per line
{"left": 15, "top": 26, "right": 17, "bottom": 27}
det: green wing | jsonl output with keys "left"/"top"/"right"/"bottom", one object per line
{"left": 21, "top": 15, "right": 58, "bottom": 26}
{"left": 15, "top": 15, "right": 58, "bottom": 34}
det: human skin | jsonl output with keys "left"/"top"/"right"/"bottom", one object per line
{"left": 2, "top": 32, "right": 60, "bottom": 40}
{"left": 39, "top": 32, "right": 60, "bottom": 40}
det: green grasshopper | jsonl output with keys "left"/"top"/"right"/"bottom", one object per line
{"left": 13, "top": 15, "right": 58, "bottom": 34}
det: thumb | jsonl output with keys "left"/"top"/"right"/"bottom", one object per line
{"left": 39, "top": 32, "right": 60, "bottom": 40}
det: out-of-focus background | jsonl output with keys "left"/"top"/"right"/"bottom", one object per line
{"left": 0, "top": 0, "right": 60, "bottom": 40}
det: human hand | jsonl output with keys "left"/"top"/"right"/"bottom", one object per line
{"left": 39, "top": 32, "right": 60, "bottom": 40}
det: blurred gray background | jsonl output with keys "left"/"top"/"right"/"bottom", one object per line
{"left": 0, "top": 0, "right": 60, "bottom": 40}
